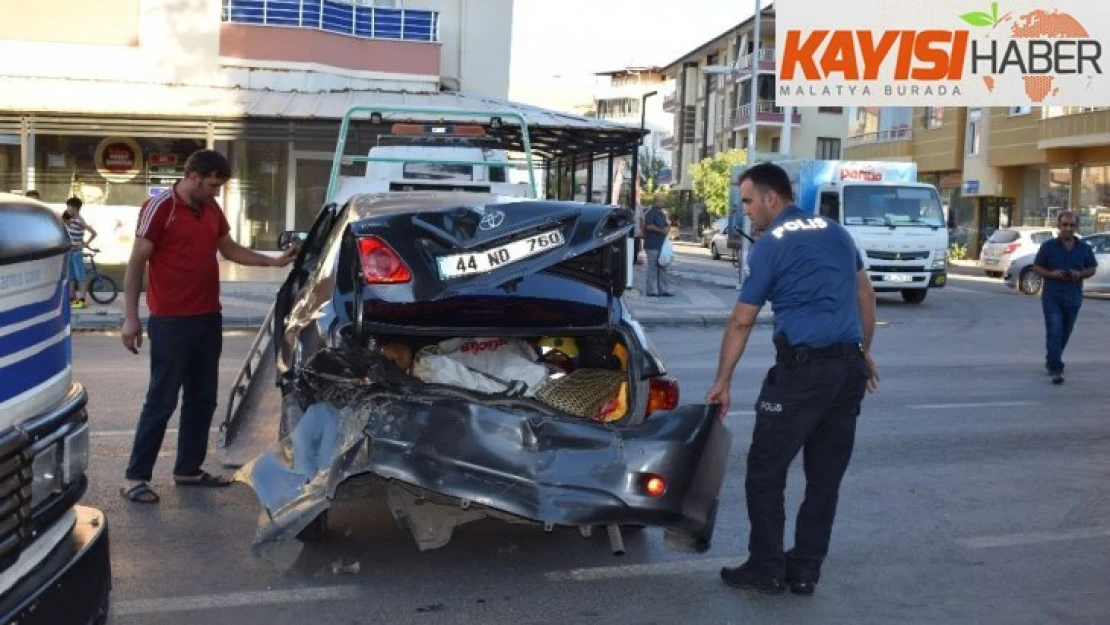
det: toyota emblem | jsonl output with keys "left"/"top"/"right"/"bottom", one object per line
{"left": 479, "top": 210, "right": 506, "bottom": 231}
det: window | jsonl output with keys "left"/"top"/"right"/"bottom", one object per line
{"left": 987, "top": 230, "right": 1019, "bottom": 244}
{"left": 816, "top": 137, "right": 841, "bottom": 159}
{"left": 842, "top": 186, "right": 946, "bottom": 227}
{"left": 1009, "top": 106, "right": 1032, "bottom": 115}
{"left": 922, "top": 107, "right": 944, "bottom": 129}
{"left": 966, "top": 108, "right": 982, "bottom": 155}
{"left": 770, "top": 137, "right": 781, "bottom": 153}
{"left": 818, "top": 107, "right": 843, "bottom": 114}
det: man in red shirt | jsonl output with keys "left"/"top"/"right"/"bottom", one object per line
{"left": 120, "top": 150, "right": 295, "bottom": 503}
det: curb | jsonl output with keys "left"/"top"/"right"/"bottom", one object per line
{"left": 72, "top": 314, "right": 268, "bottom": 332}
{"left": 73, "top": 313, "right": 768, "bottom": 332}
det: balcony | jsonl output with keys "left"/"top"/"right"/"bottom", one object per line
{"left": 845, "top": 128, "right": 913, "bottom": 147}
{"left": 222, "top": 0, "right": 440, "bottom": 42}
{"left": 843, "top": 128, "right": 914, "bottom": 161}
{"left": 731, "top": 100, "right": 801, "bottom": 128}
{"left": 733, "top": 49, "right": 776, "bottom": 79}
{"left": 662, "top": 92, "right": 679, "bottom": 113}
{"left": 1038, "top": 107, "right": 1110, "bottom": 149}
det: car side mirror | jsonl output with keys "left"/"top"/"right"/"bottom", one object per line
{"left": 277, "top": 230, "right": 308, "bottom": 250}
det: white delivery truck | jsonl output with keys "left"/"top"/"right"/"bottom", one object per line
{"left": 730, "top": 159, "right": 948, "bottom": 304}
{"left": 0, "top": 194, "right": 111, "bottom": 623}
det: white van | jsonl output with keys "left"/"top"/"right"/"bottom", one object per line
{"left": 0, "top": 193, "right": 111, "bottom": 623}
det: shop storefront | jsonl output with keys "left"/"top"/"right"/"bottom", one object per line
{"left": 919, "top": 171, "right": 972, "bottom": 249}
{"left": 2, "top": 116, "right": 376, "bottom": 262}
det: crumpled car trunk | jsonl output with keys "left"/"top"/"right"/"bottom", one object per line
{"left": 235, "top": 345, "right": 729, "bottom": 568}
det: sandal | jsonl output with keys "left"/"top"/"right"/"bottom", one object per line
{"left": 120, "top": 482, "right": 160, "bottom": 504}
{"left": 173, "top": 471, "right": 233, "bottom": 488}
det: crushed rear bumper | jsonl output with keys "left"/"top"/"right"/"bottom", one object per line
{"left": 238, "top": 397, "right": 731, "bottom": 566}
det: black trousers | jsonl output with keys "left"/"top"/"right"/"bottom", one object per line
{"left": 125, "top": 313, "right": 223, "bottom": 482}
{"left": 745, "top": 349, "right": 869, "bottom": 581}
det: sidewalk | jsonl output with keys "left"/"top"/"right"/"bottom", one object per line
{"left": 71, "top": 261, "right": 759, "bottom": 331}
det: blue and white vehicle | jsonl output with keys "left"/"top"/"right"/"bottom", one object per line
{"left": 0, "top": 193, "right": 111, "bottom": 624}
{"left": 731, "top": 159, "right": 949, "bottom": 304}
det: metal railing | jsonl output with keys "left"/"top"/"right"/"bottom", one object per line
{"left": 1041, "top": 106, "right": 1110, "bottom": 118}
{"left": 732, "top": 100, "right": 797, "bottom": 125}
{"left": 221, "top": 0, "right": 440, "bottom": 42}
{"left": 845, "top": 127, "right": 913, "bottom": 147}
{"left": 734, "top": 48, "right": 776, "bottom": 72}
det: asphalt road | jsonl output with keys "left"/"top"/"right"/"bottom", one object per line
{"left": 78, "top": 274, "right": 1110, "bottom": 625}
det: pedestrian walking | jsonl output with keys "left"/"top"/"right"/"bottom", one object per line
{"left": 1032, "top": 210, "right": 1097, "bottom": 385}
{"left": 705, "top": 163, "right": 880, "bottom": 595}
{"left": 63, "top": 197, "right": 97, "bottom": 309}
{"left": 642, "top": 195, "right": 673, "bottom": 297}
{"left": 119, "top": 149, "right": 296, "bottom": 504}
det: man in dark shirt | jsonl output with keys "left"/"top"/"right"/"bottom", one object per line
{"left": 707, "top": 163, "right": 880, "bottom": 596}
{"left": 642, "top": 195, "right": 673, "bottom": 296}
{"left": 1032, "top": 211, "right": 1097, "bottom": 384}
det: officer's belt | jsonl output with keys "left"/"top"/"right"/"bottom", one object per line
{"left": 776, "top": 342, "right": 862, "bottom": 366}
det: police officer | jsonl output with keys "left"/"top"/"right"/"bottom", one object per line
{"left": 706, "top": 163, "right": 881, "bottom": 595}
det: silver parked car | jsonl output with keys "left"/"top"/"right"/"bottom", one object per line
{"left": 1004, "top": 232, "right": 1110, "bottom": 295}
{"left": 980, "top": 227, "right": 1057, "bottom": 278}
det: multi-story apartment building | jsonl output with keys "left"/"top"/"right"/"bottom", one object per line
{"left": 844, "top": 106, "right": 1110, "bottom": 256}
{"left": 0, "top": 0, "right": 514, "bottom": 257}
{"left": 586, "top": 66, "right": 674, "bottom": 201}
{"left": 659, "top": 3, "right": 847, "bottom": 198}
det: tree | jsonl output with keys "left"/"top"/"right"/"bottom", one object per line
{"left": 690, "top": 148, "right": 748, "bottom": 217}
{"left": 639, "top": 145, "right": 667, "bottom": 189}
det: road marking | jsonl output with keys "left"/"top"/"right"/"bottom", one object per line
{"left": 958, "top": 527, "right": 1110, "bottom": 549}
{"left": 907, "top": 401, "right": 1039, "bottom": 410}
{"left": 112, "top": 585, "right": 362, "bottom": 616}
{"left": 92, "top": 427, "right": 219, "bottom": 438}
{"left": 544, "top": 557, "right": 737, "bottom": 582}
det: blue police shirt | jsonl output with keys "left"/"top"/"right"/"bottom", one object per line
{"left": 1034, "top": 237, "right": 1097, "bottom": 307}
{"left": 739, "top": 205, "right": 864, "bottom": 347}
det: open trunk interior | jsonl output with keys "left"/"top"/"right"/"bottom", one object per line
{"left": 292, "top": 327, "right": 640, "bottom": 430}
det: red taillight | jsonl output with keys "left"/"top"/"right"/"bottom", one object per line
{"left": 646, "top": 376, "right": 680, "bottom": 414}
{"left": 357, "top": 236, "right": 411, "bottom": 284}
{"left": 1004, "top": 242, "right": 1020, "bottom": 255}
{"left": 641, "top": 474, "right": 668, "bottom": 498}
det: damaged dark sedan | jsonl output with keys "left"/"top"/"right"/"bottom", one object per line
{"left": 222, "top": 191, "right": 732, "bottom": 567}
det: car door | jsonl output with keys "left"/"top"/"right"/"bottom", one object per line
{"left": 1084, "top": 235, "right": 1110, "bottom": 292}
{"left": 274, "top": 202, "right": 341, "bottom": 375}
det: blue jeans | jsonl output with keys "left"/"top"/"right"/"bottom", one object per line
{"left": 1043, "top": 297, "right": 1080, "bottom": 375}
{"left": 125, "top": 314, "right": 223, "bottom": 481}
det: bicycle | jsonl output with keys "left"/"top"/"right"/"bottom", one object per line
{"left": 81, "top": 248, "right": 119, "bottom": 305}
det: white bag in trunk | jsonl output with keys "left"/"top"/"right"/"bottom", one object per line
{"left": 412, "top": 338, "right": 549, "bottom": 397}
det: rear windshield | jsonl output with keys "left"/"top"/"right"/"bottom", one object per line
{"left": 988, "top": 230, "right": 1020, "bottom": 244}
{"left": 1030, "top": 231, "right": 1054, "bottom": 244}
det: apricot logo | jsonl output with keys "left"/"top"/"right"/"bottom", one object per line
{"left": 776, "top": 0, "right": 1105, "bottom": 105}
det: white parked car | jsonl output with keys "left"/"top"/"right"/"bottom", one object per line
{"left": 1004, "top": 232, "right": 1110, "bottom": 296}
{"left": 980, "top": 227, "right": 1057, "bottom": 278}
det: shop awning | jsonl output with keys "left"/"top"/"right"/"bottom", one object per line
{"left": 0, "top": 77, "right": 647, "bottom": 160}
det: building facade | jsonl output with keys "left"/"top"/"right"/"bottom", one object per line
{"left": 0, "top": 0, "right": 514, "bottom": 259}
{"left": 659, "top": 3, "right": 848, "bottom": 196}
{"left": 844, "top": 106, "right": 1110, "bottom": 257}
{"left": 585, "top": 67, "right": 674, "bottom": 202}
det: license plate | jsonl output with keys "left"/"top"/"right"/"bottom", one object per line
{"left": 438, "top": 229, "right": 566, "bottom": 279}
{"left": 884, "top": 273, "right": 912, "bottom": 283}
{"left": 983, "top": 258, "right": 999, "bottom": 265}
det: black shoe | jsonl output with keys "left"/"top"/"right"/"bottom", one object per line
{"left": 720, "top": 561, "right": 786, "bottom": 594}
{"left": 787, "top": 578, "right": 817, "bottom": 595}
{"left": 1051, "top": 372, "right": 1064, "bottom": 385}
